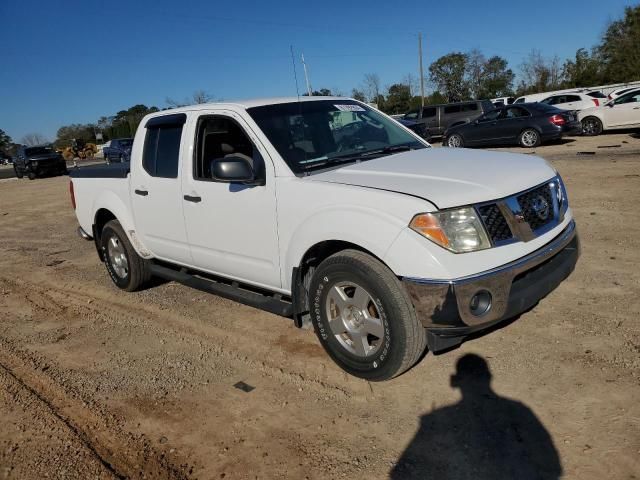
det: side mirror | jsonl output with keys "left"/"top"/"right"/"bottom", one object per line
{"left": 211, "top": 155, "right": 256, "bottom": 184}
{"left": 608, "top": 102, "right": 615, "bottom": 108}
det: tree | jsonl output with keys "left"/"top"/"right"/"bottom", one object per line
{"left": 598, "top": 5, "right": 640, "bottom": 83}
{"left": 466, "top": 49, "right": 486, "bottom": 99}
{"left": 477, "top": 56, "right": 515, "bottom": 98}
{"left": 351, "top": 88, "right": 367, "bottom": 102}
{"left": 429, "top": 53, "right": 470, "bottom": 102}
{"left": 401, "top": 73, "right": 420, "bottom": 97}
{"left": 166, "top": 90, "right": 215, "bottom": 108}
{"left": 562, "top": 48, "right": 601, "bottom": 88}
{"left": 383, "top": 84, "right": 412, "bottom": 114}
{"left": 21, "top": 133, "right": 49, "bottom": 146}
{"left": 0, "top": 129, "right": 13, "bottom": 152}
{"left": 304, "top": 88, "right": 333, "bottom": 96}
{"left": 518, "top": 50, "right": 564, "bottom": 94}
{"left": 362, "top": 73, "right": 382, "bottom": 103}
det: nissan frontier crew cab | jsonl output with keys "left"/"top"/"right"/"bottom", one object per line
{"left": 69, "top": 97, "right": 580, "bottom": 381}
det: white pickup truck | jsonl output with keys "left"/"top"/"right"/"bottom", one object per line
{"left": 69, "top": 97, "right": 579, "bottom": 380}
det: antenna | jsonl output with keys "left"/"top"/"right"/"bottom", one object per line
{"left": 301, "top": 53, "right": 313, "bottom": 96}
{"left": 290, "top": 45, "right": 300, "bottom": 100}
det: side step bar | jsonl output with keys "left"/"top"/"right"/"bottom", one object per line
{"left": 149, "top": 263, "right": 293, "bottom": 318}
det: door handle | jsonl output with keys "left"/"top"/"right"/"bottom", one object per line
{"left": 134, "top": 189, "right": 148, "bottom": 196}
{"left": 183, "top": 195, "right": 202, "bottom": 203}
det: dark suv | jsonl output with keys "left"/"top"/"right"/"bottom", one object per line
{"left": 402, "top": 100, "right": 495, "bottom": 138}
{"left": 13, "top": 145, "right": 67, "bottom": 180}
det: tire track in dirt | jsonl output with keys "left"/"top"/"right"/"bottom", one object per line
{"left": 0, "top": 339, "right": 190, "bottom": 480}
{"left": 0, "top": 272, "right": 361, "bottom": 400}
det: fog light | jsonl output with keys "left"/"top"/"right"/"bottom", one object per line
{"left": 469, "top": 291, "right": 492, "bottom": 316}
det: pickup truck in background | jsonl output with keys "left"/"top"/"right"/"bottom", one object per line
{"left": 13, "top": 144, "right": 68, "bottom": 180}
{"left": 102, "top": 138, "right": 133, "bottom": 163}
{"left": 69, "top": 97, "right": 580, "bottom": 380}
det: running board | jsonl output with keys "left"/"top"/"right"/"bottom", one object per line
{"left": 149, "top": 263, "right": 293, "bottom": 317}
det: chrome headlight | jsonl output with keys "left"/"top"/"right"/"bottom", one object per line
{"left": 410, "top": 207, "right": 491, "bottom": 253}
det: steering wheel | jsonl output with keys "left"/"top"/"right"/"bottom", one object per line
{"left": 336, "top": 135, "right": 363, "bottom": 152}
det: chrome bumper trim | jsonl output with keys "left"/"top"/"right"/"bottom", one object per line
{"left": 404, "top": 220, "right": 578, "bottom": 327}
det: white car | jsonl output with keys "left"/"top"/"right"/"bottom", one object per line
{"left": 68, "top": 96, "right": 579, "bottom": 380}
{"left": 607, "top": 87, "right": 638, "bottom": 101}
{"left": 579, "top": 88, "right": 640, "bottom": 135}
{"left": 539, "top": 92, "right": 604, "bottom": 111}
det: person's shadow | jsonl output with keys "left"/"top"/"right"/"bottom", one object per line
{"left": 389, "top": 354, "right": 562, "bottom": 480}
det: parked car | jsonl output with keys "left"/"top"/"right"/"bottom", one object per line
{"left": 607, "top": 87, "right": 637, "bottom": 101}
{"left": 491, "top": 97, "right": 515, "bottom": 107}
{"left": 513, "top": 93, "right": 551, "bottom": 104}
{"left": 539, "top": 92, "right": 604, "bottom": 111}
{"left": 444, "top": 103, "right": 581, "bottom": 148}
{"left": 103, "top": 138, "right": 133, "bottom": 163}
{"left": 13, "top": 145, "right": 67, "bottom": 179}
{"left": 69, "top": 97, "right": 579, "bottom": 381}
{"left": 401, "top": 100, "right": 495, "bottom": 138}
{"left": 396, "top": 118, "right": 430, "bottom": 140}
{"left": 579, "top": 88, "right": 640, "bottom": 135}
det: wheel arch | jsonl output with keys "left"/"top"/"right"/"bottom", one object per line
{"left": 291, "top": 239, "right": 393, "bottom": 328}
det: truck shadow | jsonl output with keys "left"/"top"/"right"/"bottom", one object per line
{"left": 389, "top": 354, "right": 562, "bottom": 480}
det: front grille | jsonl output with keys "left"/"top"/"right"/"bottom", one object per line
{"left": 477, "top": 204, "right": 512, "bottom": 243}
{"left": 517, "top": 184, "right": 554, "bottom": 231}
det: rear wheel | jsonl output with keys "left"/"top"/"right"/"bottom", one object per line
{"left": 309, "top": 250, "right": 427, "bottom": 381}
{"left": 446, "top": 133, "right": 464, "bottom": 148}
{"left": 518, "top": 128, "right": 541, "bottom": 148}
{"left": 101, "top": 219, "right": 151, "bottom": 291}
{"left": 27, "top": 171, "right": 36, "bottom": 180}
{"left": 581, "top": 116, "right": 603, "bottom": 136}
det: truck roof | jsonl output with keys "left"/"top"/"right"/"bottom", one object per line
{"left": 156, "top": 96, "right": 351, "bottom": 114}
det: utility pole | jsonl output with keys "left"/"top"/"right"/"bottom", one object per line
{"left": 301, "top": 53, "right": 313, "bottom": 96}
{"left": 418, "top": 33, "right": 425, "bottom": 108}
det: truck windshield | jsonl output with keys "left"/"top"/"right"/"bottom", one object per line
{"left": 247, "top": 100, "right": 427, "bottom": 174}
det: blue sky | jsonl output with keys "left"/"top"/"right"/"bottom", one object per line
{"left": 1, "top": 0, "right": 635, "bottom": 141}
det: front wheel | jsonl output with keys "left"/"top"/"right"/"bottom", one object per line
{"left": 518, "top": 128, "right": 541, "bottom": 148}
{"left": 309, "top": 250, "right": 427, "bottom": 381}
{"left": 14, "top": 166, "right": 23, "bottom": 179}
{"left": 27, "top": 171, "right": 36, "bottom": 180}
{"left": 101, "top": 220, "right": 151, "bottom": 291}
{"left": 581, "top": 116, "right": 603, "bottom": 136}
{"left": 445, "top": 133, "right": 464, "bottom": 148}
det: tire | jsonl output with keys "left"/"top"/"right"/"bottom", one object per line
{"left": 14, "top": 166, "right": 23, "bottom": 179}
{"left": 518, "top": 128, "right": 541, "bottom": 148}
{"left": 581, "top": 116, "right": 603, "bottom": 136}
{"left": 100, "top": 219, "right": 151, "bottom": 291}
{"left": 28, "top": 171, "right": 36, "bottom": 180}
{"left": 309, "top": 249, "right": 427, "bottom": 381}
{"left": 446, "top": 133, "right": 464, "bottom": 148}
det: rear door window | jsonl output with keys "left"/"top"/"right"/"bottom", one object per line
{"left": 444, "top": 105, "right": 461, "bottom": 114}
{"left": 143, "top": 126, "right": 183, "bottom": 178}
{"left": 461, "top": 103, "right": 478, "bottom": 112}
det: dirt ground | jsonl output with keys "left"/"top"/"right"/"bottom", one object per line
{"left": 0, "top": 132, "right": 639, "bottom": 479}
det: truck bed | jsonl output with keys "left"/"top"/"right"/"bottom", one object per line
{"left": 69, "top": 163, "right": 130, "bottom": 179}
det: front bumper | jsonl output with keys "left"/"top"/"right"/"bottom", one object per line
{"left": 403, "top": 220, "right": 579, "bottom": 352}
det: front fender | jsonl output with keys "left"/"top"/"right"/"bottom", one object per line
{"left": 282, "top": 204, "right": 409, "bottom": 290}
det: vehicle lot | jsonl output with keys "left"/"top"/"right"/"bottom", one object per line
{"left": 0, "top": 133, "right": 639, "bottom": 479}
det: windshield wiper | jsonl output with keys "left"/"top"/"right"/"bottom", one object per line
{"left": 360, "top": 144, "right": 416, "bottom": 157}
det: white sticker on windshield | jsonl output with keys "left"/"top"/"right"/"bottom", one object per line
{"left": 334, "top": 104, "right": 366, "bottom": 112}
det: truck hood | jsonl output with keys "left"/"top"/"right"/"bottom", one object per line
{"left": 305, "top": 148, "right": 556, "bottom": 209}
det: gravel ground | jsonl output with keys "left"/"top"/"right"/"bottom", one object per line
{"left": 0, "top": 132, "right": 639, "bottom": 479}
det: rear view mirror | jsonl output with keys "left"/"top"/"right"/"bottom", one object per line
{"left": 211, "top": 155, "right": 255, "bottom": 184}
